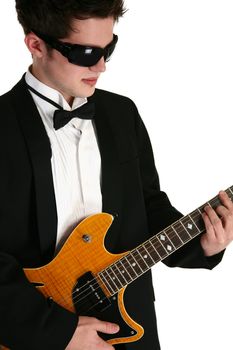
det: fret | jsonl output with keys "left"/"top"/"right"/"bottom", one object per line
{"left": 117, "top": 259, "right": 133, "bottom": 283}
{"left": 157, "top": 231, "right": 174, "bottom": 253}
{"left": 104, "top": 268, "right": 119, "bottom": 291}
{"left": 208, "top": 199, "right": 221, "bottom": 211}
{"left": 165, "top": 226, "right": 183, "bottom": 249}
{"left": 144, "top": 240, "right": 162, "bottom": 262}
{"left": 145, "top": 240, "right": 162, "bottom": 260}
{"left": 197, "top": 208, "right": 202, "bottom": 215}
{"left": 228, "top": 187, "right": 233, "bottom": 197}
{"left": 100, "top": 185, "right": 233, "bottom": 292}
{"left": 139, "top": 244, "right": 158, "bottom": 265}
{"left": 181, "top": 215, "right": 200, "bottom": 238}
{"left": 109, "top": 266, "right": 123, "bottom": 289}
{"left": 155, "top": 232, "right": 176, "bottom": 254}
{"left": 188, "top": 214, "right": 200, "bottom": 232}
{"left": 122, "top": 256, "right": 138, "bottom": 280}
{"left": 190, "top": 210, "right": 205, "bottom": 232}
{"left": 209, "top": 197, "right": 222, "bottom": 210}
{"left": 135, "top": 247, "right": 150, "bottom": 270}
{"left": 150, "top": 236, "right": 168, "bottom": 259}
{"left": 112, "top": 262, "right": 128, "bottom": 286}
{"left": 146, "top": 243, "right": 161, "bottom": 263}
{"left": 173, "top": 221, "right": 192, "bottom": 242}
{"left": 99, "top": 271, "right": 116, "bottom": 295}
{"left": 130, "top": 250, "right": 144, "bottom": 275}
{"left": 198, "top": 203, "right": 207, "bottom": 214}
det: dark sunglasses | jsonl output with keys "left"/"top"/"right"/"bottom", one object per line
{"left": 33, "top": 30, "right": 118, "bottom": 67}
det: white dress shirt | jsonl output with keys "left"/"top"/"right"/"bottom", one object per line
{"left": 25, "top": 70, "right": 102, "bottom": 250}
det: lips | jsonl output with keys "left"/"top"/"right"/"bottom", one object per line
{"left": 82, "top": 78, "right": 98, "bottom": 86}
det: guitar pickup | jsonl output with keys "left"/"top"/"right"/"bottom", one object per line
{"left": 73, "top": 271, "right": 111, "bottom": 315}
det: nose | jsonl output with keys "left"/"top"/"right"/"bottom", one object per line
{"left": 90, "top": 57, "right": 106, "bottom": 73}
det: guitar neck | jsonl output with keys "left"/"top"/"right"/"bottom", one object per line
{"left": 99, "top": 186, "right": 233, "bottom": 295}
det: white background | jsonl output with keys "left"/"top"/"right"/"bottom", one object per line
{"left": 1, "top": 1, "right": 233, "bottom": 349}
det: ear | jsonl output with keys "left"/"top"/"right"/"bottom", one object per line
{"left": 24, "top": 32, "right": 47, "bottom": 58}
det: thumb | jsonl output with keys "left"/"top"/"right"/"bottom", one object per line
{"left": 94, "top": 319, "right": 120, "bottom": 334}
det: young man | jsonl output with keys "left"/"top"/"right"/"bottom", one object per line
{"left": 0, "top": 1, "right": 233, "bottom": 349}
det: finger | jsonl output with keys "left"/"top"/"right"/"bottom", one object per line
{"left": 204, "top": 205, "right": 222, "bottom": 229}
{"left": 215, "top": 205, "right": 228, "bottom": 219}
{"left": 202, "top": 212, "right": 216, "bottom": 239}
{"left": 204, "top": 205, "right": 227, "bottom": 243}
{"left": 219, "top": 190, "right": 233, "bottom": 210}
{"left": 93, "top": 319, "right": 120, "bottom": 335}
{"left": 216, "top": 205, "right": 233, "bottom": 237}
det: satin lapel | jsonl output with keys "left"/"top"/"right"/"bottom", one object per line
{"left": 10, "top": 77, "right": 57, "bottom": 261}
{"left": 92, "top": 91, "right": 122, "bottom": 251}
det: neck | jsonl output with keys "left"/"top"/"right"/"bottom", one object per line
{"left": 30, "top": 65, "right": 74, "bottom": 106}
{"left": 99, "top": 186, "right": 233, "bottom": 296}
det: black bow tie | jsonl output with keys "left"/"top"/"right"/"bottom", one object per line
{"left": 26, "top": 83, "right": 95, "bottom": 130}
{"left": 53, "top": 102, "right": 95, "bottom": 130}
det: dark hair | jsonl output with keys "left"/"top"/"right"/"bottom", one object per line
{"left": 15, "top": 0, "right": 126, "bottom": 38}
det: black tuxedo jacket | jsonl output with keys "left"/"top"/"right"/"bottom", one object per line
{"left": 0, "top": 77, "right": 222, "bottom": 349}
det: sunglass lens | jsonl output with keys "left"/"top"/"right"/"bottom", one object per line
{"left": 68, "top": 47, "right": 102, "bottom": 67}
{"left": 104, "top": 37, "right": 117, "bottom": 62}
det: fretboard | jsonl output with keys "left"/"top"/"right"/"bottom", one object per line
{"left": 98, "top": 186, "right": 233, "bottom": 295}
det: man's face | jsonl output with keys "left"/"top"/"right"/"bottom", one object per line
{"left": 31, "top": 17, "right": 115, "bottom": 102}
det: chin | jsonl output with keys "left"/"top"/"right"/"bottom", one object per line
{"left": 77, "top": 86, "right": 96, "bottom": 98}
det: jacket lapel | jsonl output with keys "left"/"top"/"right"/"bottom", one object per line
{"left": 93, "top": 91, "right": 123, "bottom": 251}
{"left": 9, "top": 81, "right": 124, "bottom": 257}
{"left": 10, "top": 76, "right": 57, "bottom": 261}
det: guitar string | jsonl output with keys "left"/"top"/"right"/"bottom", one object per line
{"left": 62, "top": 220, "right": 200, "bottom": 309}
{"left": 61, "top": 216, "right": 205, "bottom": 311}
{"left": 52, "top": 193, "right": 228, "bottom": 309}
{"left": 53, "top": 195, "right": 222, "bottom": 309}
{"left": 70, "top": 189, "right": 233, "bottom": 309}
{"left": 57, "top": 187, "right": 233, "bottom": 306}
{"left": 47, "top": 191, "right": 232, "bottom": 310}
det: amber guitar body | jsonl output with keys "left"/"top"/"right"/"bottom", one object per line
{"left": 2, "top": 186, "right": 233, "bottom": 349}
{"left": 1, "top": 213, "right": 144, "bottom": 349}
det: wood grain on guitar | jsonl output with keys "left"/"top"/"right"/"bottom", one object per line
{"left": 24, "top": 213, "right": 144, "bottom": 345}
{"left": 1, "top": 213, "right": 144, "bottom": 349}
{"left": 1, "top": 185, "right": 232, "bottom": 348}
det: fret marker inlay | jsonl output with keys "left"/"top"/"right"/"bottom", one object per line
{"left": 97, "top": 185, "right": 233, "bottom": 297}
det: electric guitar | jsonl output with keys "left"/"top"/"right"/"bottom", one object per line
{"left": 2, "top": 186, "right": 232, "bottom": 349}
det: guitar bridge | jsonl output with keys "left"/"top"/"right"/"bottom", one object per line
{"left": 73, "top": 271, "right": 111, "bottom": 315}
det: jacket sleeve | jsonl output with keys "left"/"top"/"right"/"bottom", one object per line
{"left": 0, "top": 252, "right": 78, "bottom": 349}
{"left": 132, "top": 103, "right": 224, "bottom": 270}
